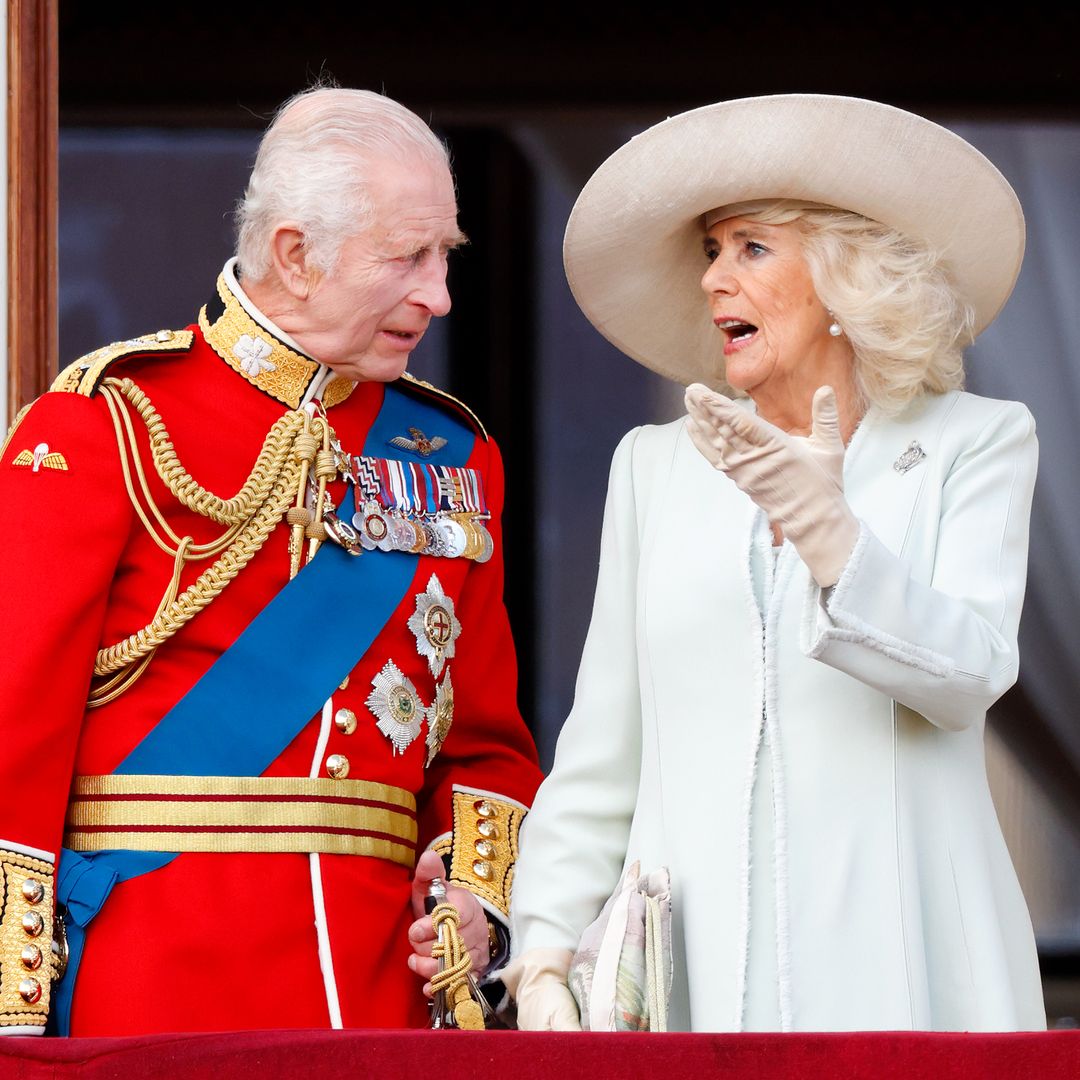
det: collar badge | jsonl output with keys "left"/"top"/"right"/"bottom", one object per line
{"left": 232, "top": 333, "right": 277, "bottom": 376}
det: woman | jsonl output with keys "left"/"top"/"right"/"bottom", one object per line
{"left": 505, "top": 95, "right": 1045, "bottom": 1032}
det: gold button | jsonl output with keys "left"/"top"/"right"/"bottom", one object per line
{"left": 155, "top": 329, "right": 174, "bottom": 342}
{"left": 21, "top": 878, "right": 44, "bottom": 905}
{"left": 472, "top": 860, "right": 494, "bottom": 881}
{"left": 326, "top": 754, "right": 351, "bottom": 780}
{"left": 20, "top": 945, "right": 42, "bottom": 970}
{"left": 474, "top": 800, "right": 498, "bottom": 819}
{"left": 339, "top": 675, "right": 350, "bottom": 691}
{"left": 21, "top": 911, "right": 44, "bottom": 937}
{"left": 474, "top": 840, "right": 496, "bottom": 860}
{"left": 477, "top": 820, "right": 499, "bottom": 841}
{"left": 334, "top": 708, "right": 358, "bottom": 736}
{"left": 18, "top": 978, "right": 41, "bottom": 1004}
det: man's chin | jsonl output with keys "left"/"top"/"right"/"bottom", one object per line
{"left": 327, "top": 354, "right": 412, "bottom": 384}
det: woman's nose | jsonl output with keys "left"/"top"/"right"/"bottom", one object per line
{"left": 701, "top": 260, "right": 738, "bottom": 296}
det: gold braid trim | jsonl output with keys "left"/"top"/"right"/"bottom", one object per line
{"left": 0, "top": 849, "right": 55, "bottom": 1029}
{"left": 448, "top": 789, "right": 527, "bottom": 920}
{"left": 90, "top": 377, "right": 331, "bottom": 697}
{"left": 0, "top": 402, "right": 34, "bottom": 464}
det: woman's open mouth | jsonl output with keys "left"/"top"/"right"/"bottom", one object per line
{"left": 715, "top": 318, "right": 759, "bottom": 354}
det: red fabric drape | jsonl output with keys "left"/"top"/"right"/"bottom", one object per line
{"left": 1, "top": 1030, "right": 1077, "bottom": 1078}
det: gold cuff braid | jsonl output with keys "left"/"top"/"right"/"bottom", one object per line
{"left": 448, "top": 789, "right": 527, "bottom": 919}
{"left": 0, "top": 849, "right": 55, "bottom": 1029}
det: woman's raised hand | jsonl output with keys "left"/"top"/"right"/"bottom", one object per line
{"left": 684, "top": 383, "right": 859, "bottom": 587}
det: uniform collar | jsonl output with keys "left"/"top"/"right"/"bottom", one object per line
{"left": 199, "top": 259, "right": 355, "bottom": 410}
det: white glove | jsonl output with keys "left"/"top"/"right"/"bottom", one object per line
{"left": 684, "top": 383, "right": 859, "bottom": 587}
{"left": 501, "top": 947, "right": 582, "bottom": 1031}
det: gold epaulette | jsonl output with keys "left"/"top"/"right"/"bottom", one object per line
{"left": 51, "top": 329, "right": 194, "bottom": 397}
{"left": 397, "top": 372, "right": 488, "bottom": 441}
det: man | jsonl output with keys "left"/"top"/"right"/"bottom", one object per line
{"left": 0, "top": 87, "right": 541, "bottom": 1035}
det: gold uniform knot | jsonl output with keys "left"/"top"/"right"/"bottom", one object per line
{"left": 88, "top": 377, "right": 338, "bottom": 705}
{"left": 314, "top": 449, "right": 338, "bottom": 481}
{"left": 429, "top": 901, "right": 485, "bottom": 1031}
{"left": 292, "top": 432, "right": 319, "bottom": 462}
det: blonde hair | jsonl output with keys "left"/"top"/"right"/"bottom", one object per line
{"left": 714, "top": 199, "right": 974, "bottom": 414}
{"left": 236, "top": 86, "right": 450, "bottom": 281}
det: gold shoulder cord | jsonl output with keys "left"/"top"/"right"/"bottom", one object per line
{"left": 89, "top": 377, "right": 335, "bottom": 707}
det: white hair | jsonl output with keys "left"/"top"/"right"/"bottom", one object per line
{"left": 711, "top": 199, "right": 974, "bottom": 414}
{"left": 235, "top": 87, "right": 450, "bottom": 281}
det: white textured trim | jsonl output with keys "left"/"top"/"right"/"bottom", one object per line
{"left": 0, "top": 838, "right": 54, "bottom": 863}
{"left": 733, "top": 511, "right": 768, "bottom": 1031}
{"left": 809, "top": 623, "right": 954, "bottom": 677}
{"left": 804, "top": 523, "right": 955, "bottom": 677}
{"left": 450, "top": 784, "right": 530, "bottom": 813}
{"left": 763, "top": 547, "right": 797, "bottom": 1032}
{"left": 308, "top": 695, "right": 343, "bottom": 1028}
{"left": 0, "top": 1025, "right": 44, "bottom": 1036}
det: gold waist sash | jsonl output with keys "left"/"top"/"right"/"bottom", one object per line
{"left": 64, "top": 774, "right": 418, "bottom": 867}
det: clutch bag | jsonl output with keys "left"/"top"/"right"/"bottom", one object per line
{"left": 567, "top": 860, "right": 672, "bottom": 1031}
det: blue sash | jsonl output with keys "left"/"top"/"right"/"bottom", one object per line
{"left": 52, "top": 382, "right": 477, "bottom": 1033}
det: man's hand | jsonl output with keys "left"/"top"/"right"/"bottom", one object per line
{"left": 407, "top": 849, "right": 491, "bottom": 995}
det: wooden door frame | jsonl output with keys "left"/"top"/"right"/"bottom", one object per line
{"left": 7, "top": 0, "right": 57, "bottom": 421}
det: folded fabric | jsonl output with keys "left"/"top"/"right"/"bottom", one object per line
{"left": 568, "top": 861, "right": 672, "bottom": 1031}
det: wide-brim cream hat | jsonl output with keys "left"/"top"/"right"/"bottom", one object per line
{"left": 563, "top": 94, "right": 1024, "bottom": 387}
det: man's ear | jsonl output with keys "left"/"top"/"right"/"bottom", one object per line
{"left": 269, "top": 224, "right": 317, "bottom": 300}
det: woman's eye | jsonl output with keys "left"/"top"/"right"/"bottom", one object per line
{"left": 744, "top": 240, "right": 768, "bottom": 257}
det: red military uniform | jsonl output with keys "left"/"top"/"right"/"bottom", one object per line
{"left": 0, "top": 265, "right": 541, "bottom": 1035}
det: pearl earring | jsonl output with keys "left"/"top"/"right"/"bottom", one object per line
{"left": 827, "top": 310, "right": 842, "bottom": 337}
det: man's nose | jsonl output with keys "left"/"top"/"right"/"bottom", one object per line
{"left": 415, "top": 262, "right": 452, "bottom": 317}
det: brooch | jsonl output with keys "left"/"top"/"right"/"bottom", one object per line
{"left": 893, "top": 441, "right": 926, "bottom": 474}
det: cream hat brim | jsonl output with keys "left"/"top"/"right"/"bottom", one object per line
{"left": 562, "top": 94, "right": 1025, "bottom": 387}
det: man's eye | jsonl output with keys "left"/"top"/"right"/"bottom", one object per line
{"left": 704, "top": 248, "right": 718, "bottom": 263}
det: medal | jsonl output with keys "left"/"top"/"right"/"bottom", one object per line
{"left": 366, "top": 661, "right": 425, "bottom": 755}
{"left": 407, "top": 574, "right": 462, "bottom": 678}
{"left": 426, "top": 671, "right": 454, "bottom": 767}
{"left": 440, "top": 518, "right": 468, "bottom": 559}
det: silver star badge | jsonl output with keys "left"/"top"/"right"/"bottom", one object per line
{"left": 366, "top": 660, "right": 424, "bottom": 755}
{"left": 407, "top": 574, "right": 461, "bottom": 679}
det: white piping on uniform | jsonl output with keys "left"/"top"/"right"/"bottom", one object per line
{"left": 308, "top": 694, "right": 343, "bottom": 1028}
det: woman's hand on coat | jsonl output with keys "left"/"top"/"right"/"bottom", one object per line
{"left": 501, "top": 947, "right": 582, "bottom": 1031}
{"left": 684, "top": 383, "right": 859, "bottom": 587}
